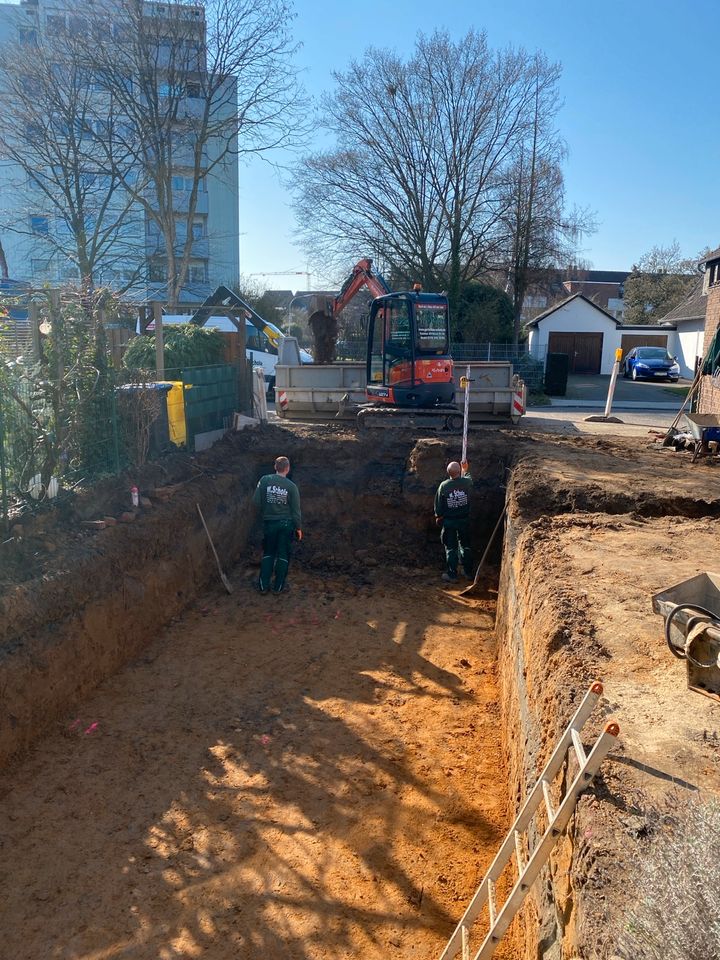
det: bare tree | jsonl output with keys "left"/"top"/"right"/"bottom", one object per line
{"left": 623, "top": 242, "right": 700, "bottom": 324}
{"left": 293, "top": 30, "right": 564, "bottom": 314}
{"left": 501, "top": 56, "right": 596, "bottom": 345}
{"left": 73, "top": 0, "right": 307, "bottom": 308}
{"left": 0, "top": 29, "right": 142, "bottom": 292}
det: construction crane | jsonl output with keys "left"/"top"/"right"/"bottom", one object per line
{"left": 248, "top": 270, "right": 311, "bottom": 289}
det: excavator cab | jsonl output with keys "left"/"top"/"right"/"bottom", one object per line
{"left": 366, "top": 291, "right": 454, "bottom": 407}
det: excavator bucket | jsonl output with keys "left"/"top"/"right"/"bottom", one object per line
{"left": 309, "top": 309, "right": 338, "bottom": 364}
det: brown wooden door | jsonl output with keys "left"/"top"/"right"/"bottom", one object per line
{"left": 548, "top": 332, "right": 603, "bottom": 374}
{"left": 573, "top": 333, "right": 603, "bottom": 373}
{"left": 620, "top": 334, "right": 668, "bottom": 359}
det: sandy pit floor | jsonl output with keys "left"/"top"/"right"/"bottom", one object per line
{"left": 0, "top": 565, "right": 520, "bottom": 960}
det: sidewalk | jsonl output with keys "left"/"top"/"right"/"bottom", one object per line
{"left": 522, "top": 407, "right": 674, "bottom": 437}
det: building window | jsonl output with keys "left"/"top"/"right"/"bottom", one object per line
{"left": 188, "top": 261, "right": 208, "bottom": 283}
{"left": 172, "top": 175, "right": 206, "bottom": 193}
{"left": 46, "top": 14, "right": 66, "bottom": 33}
{"left": 146, "top": 218, "right": 161, "bottom": 237}
{"left": 30, "top": 215, "right": 49, "bottom": 235}
{"left": 186, "top": 82, "right": 202, "bottom": 99}
{"left": 19, "top": 27, "right": 38, "bottom": 46}
{"left": 710, "top": 262, "right": 720, "bottom": 288}
{"left": 149, "top": 261, "right": 168, "bottom": 282}
{"left": 68, "top": 16, "right": 87, "bottom": 35}
{"left": 59, "top": 264, "right": 80, "bottom": 280}
{"left": 191, "top": 219, "right": 205, "bottom": 240}
{"left": 32, "top": 259, "right": 52, "bottom": 277}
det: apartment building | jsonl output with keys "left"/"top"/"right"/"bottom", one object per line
{"left": 0, "top": 0, "right": 239, "bottom": 305}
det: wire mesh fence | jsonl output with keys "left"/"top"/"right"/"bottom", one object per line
{"left": 0, "top": 362, "right": 245, "bottom": 523}
{"left": 334, "top": 339, "right": 547, "bottom": 392}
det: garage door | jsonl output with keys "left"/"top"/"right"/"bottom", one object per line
{"left": 620, "top": 334, "right": 668, "bottom": 358}
{"left": 548, "top": 332, "right": 603, "bottom": 374}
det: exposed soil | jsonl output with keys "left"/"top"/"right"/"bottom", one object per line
{"left": 3, "top": 419, "right": 720, "bottom": 959}
{"left": 0, "top": 565, "right": 520, "bottom": 960}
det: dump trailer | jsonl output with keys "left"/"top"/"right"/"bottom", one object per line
{"left": 274, "top": 351, "right": 526, "bottom": 426}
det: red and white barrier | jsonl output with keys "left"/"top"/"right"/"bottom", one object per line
{"left": 511, "top": 386, "right": 525, "bottom": 420}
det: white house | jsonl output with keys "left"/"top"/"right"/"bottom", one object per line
{"left": 526, "top": 294, "right": 622, "bottom": 374}
{"left": 526, "top": 292, "right": 698, "bottom": 377}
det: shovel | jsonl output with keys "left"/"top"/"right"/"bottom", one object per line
{"left": 459, "top": 506, "right": 507, "bottom": 597}
{"left": 196, "top": 503, "right": 233, "bottom": 594}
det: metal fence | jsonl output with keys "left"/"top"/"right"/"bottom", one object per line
{"left": 0, "top": 362, "right": 245, "bottom": 524}
{"left": 334, "top": 340, "right": 547, "bottom": 393}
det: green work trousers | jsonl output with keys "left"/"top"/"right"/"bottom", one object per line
{"left": 260, "top": 518, "right": 294, "bottom": 591}
{"left": 440, "top": 518, "right": 473, "bottom": 577}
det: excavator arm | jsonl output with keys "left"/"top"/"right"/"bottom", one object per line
{"left": 331, "top": 258, "right": 390, "bottom": 317}
{"left": 308, "top": 258, "right": 390, "bottom": 364}
{"left": 189, "top": 284, "right": 284, "bottom": 351}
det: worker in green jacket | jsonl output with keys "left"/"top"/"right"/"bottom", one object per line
{"left": 434, "top": 460, "right": 473, "bottom": 583}
{"left": 253, "top": 455, "right": 302, "bottom": 594}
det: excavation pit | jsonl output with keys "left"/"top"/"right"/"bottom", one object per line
{"left": 2, "top": 423, "right": 720, "bottom": 959}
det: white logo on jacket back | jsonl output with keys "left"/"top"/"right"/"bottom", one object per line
{"left": 267, "top": 484, "right": 289, "bottom": 505}
{"left": 447, "top": 489, "right": 468, "bottom": 509}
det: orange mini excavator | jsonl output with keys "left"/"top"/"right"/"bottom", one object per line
{"left": 309, "top": 258, "right": 457, "bottom": 427}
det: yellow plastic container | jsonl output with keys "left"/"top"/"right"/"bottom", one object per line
{"left": 160, "top": 380, "right": 187, "bottom": 446}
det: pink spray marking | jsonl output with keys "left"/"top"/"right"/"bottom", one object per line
{"left": 68, "top": 719, "right": 81, "bottom": 731}
{"left": 84, "top": 722, "right": 99, "bottom": 735}
{"left": 260, "top": 734, "right": 271, "bottom": 746}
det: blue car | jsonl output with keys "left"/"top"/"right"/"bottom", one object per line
{"left": 623, "top": 346, "right": 680, "bottom": 382}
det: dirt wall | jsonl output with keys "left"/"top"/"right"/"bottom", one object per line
{"left": 496, "top": 446, "right": 720, "bottom": 960}
{"left": 0, "top": 426, "right": 510, "bottom": 769}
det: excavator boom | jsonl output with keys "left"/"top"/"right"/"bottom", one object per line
{"left": 190, "top": 284, "right": 284, "bottom": 350}
{"left": 308, "top": 258, "right": 390, "bottom": 364}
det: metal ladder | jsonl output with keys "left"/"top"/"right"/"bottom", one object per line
{"left": 438, "top": 680, "right": 620, "bottom": 960}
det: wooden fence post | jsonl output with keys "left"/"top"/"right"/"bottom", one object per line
{"left": 29, "top": 302, "right": 42, "bottom": 362}
{"left": 153, "top": 301, "right": 164, "bottom": 380}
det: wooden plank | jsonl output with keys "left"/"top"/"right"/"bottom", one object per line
{"left": 153, "top": 301, "right": 164, "bottom": 380}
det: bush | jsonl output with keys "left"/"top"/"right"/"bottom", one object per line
{"left": 123, "top": 324, "right": 224, "bottom": 372}
{"left": 453, "top": 282, "right": 514, "bottom": 343}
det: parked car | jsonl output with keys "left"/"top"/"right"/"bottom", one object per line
{"left": 623, "top": 346, "right": 680, "bottom": 382}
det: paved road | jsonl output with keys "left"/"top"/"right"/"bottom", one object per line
{"left": 552, "top": 373, "right": 691, "bottom": 406}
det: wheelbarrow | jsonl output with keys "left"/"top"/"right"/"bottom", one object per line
{"left": 652, "top": 572, "right": 720, "bottom": 700}
{"left": 684, "top": 414, "right": 720, "bottom": 463}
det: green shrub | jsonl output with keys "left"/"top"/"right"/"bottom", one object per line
{"left": 123, "top": 324, "right": 224, "bottom": 372}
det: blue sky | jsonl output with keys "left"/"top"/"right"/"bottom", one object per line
{"left": 240, "top": 0, "right": 719, "bottom": 288}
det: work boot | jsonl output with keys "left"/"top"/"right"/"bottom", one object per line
{"left": 272, "top": 581, "right": 290, "bottom": 594}
{"left": 441, "top": 572, "right": 458, "bottom": 583}
{"left": 256, "top": 580, "right": 268, "bottom": 594}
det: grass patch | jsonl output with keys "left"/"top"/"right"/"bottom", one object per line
{"left": 662, "top": 384, "right": 690, "bottom": 398}
{"left": 527, "top": 392, "right": 551, "bottom": 407}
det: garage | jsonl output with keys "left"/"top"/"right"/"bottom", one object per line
{"left": 619, "top": 332, "right": 668, "bottom": 358}
{"left": 548, "top": 331, "right": 603, "bottom": 374}
{"left": 526, "top": 294, "right": 621, "bottom": 375}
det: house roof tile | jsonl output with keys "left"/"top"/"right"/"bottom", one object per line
{"left": 656, "top": 278, "right": 707, "bottom": 324}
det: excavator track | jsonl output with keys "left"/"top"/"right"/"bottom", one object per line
{"left": 357, "top": 404, "right": 463, "bottom": 432}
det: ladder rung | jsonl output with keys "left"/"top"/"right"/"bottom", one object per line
{"left": 487, "top": 879, "right": 497, "bottom": 927}
{"left": 542, "top": 780, "right": 554, "bottom": 821}
{"left": 513, "top": 830, "right": 524, "bottom": 873}
{"left": 571, "top": 728, "right": 586, "bottom": 766}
